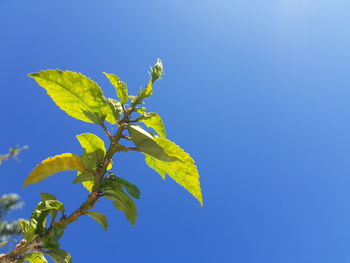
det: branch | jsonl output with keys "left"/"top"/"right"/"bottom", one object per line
{"left": 100, "top": 122, "right": 114, "bottom": 142}
{"left": 117, "top": 147, "right": 139, "bottom": 152}
{"left": 121, "top": 135, "right": 131, "bottom": 141}
{"left": 0, "top": 125, "right": 128, "bottom": 262}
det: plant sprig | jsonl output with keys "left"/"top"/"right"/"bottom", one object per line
{"left": 0, "top": 60, "right": 202, "bottom": 263}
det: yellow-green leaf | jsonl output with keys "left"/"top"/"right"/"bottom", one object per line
{"left": 39, "top": 194, "right": 59, "bottom": 222}
{"left": 23, "top": 153, "right": 85, "bottom": 187}
{"left": 23, "top": 251, "right": 48, "bottom": 263}
{"left": 104, "top": 73, "right": 128, "bottom": 104}
{"left": 137, "top": 112, "right": 166, "bottom": 137}
{"left": 85, "top": 211, "right": 108, "bottom": 230}
{"left": 28, "top": 70, "right": 116, "bottom": 124}
{"left": 44, "top": 249, "right": 72, "bottom": 263}
{"left": 132, "top": 79, "right": 153, "bottom": 106}
{"left": 19, "top": 219, "right": 37, "bottom": 242}
{"left": 40, "top": 193, "right": 57, "bottom": 201}
{"left": 107, "top": 98, "right": 123, "bottom": 119}
{"left": 82, "top": 179, "right": 94, "bottom": 193}
{"left": 76, "top": 133, "right": 110, "bottom": 192}
{"left": 36, "top": 200, "right": 65, "bottom": 214}
{"left": 128, "top": 125, "right": 177, "bottom": 162}
{"left": 76, "top": 133, "right": 106, "bottom": 169}
{"left": 144, "top": 137, "right": 203, "bottom": 206}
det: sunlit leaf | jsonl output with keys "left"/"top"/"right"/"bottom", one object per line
{"left": 30, "top": 208, "right": 50, "bottom": 235}
{"left": 107, "top": 98, "right": 123, "bottom": 119}
{"left": 76, "top": 133, "right": 109, "bottom": 192}
{"left": 19, "top": 219, "right": 37, "bottom": 242}
{"left": 104, "top": 73, "right": 128, "bottom": 104}
{"left": 40, "top": 193, "right": 57, "bottom": 201}
{"left": 135, "top": 107, "right": 146, "bottom": 114}
{"left": 44, "top": 249, "right": 72, "bottom": 263}
{"left": 28, "top": 70, "right": 116, "bottom": 124}
{"left": 76, "top": 133, "right": 106, "bottom": 169}
{"left": 137, "top": 112, "right": 166, "bottom": 137}
{"left": 23, "top": 154, "right": 85, "bottom": 187}
{"left": 39, "top": 193, "right": 59, "bottom": 221}
{"left": 23, "top": 251, "right": 48, "bottom": 263}
{"left": 32, "top": 199, "right": 65, "bottom": 227}
{"left": 128, "top": 125, "right": 177, "bottom": 162}
{"left": 132, "top": 79, "right": 153, "bottom": 106}
{"left": 144, "top": 137, "right": 203, "bottom": 206}
{"left": 82, "top": 179, "right": 94, "bottom": 193}
{"left": 36, "top": 200, "right": 65, "bottom": 214}
{"left": 72, "top": 173, "right": 94, "bottom": 183}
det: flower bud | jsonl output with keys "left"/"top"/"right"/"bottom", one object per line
{"left": 151, "top": 58, "right": 164, "bottom": 81}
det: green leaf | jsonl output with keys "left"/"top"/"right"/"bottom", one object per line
{"left": 76, "top": 133, "right": 109, "bottom": 192}
{"left": 104, "top": 187, "right": 137, "bottom": 225}
{"left": 85, "top": 211, "right": 108, "bottom": 230}
{"left": 36, "top": 199, "right": 64, "bottom": 223}
{"left": 23, "top": 252, "right": 48, "bottom": 263}
{"left": 104, "top": 73, "right": 129, "bottom": 104}
{"left": 42, "top": 223, "right": 65, "bottom": 250}
{"left": 30, "top": 209, "right": 50, "bottom": 235}
{"left": 115, "top": 177, "right": 141, "bottom": 199}
{"left": 40, "top": 193, "right": 58, "bottom": 221}
{"left": 19, "top": 219, "right": 37, "bottom": 242}
{"left": 76, "top": 133, "right": 107, "bottom": 169}
{"left": 23, "top": 206, "right": 51, "bottom": 239}
{"left": 107, "top": 98, "right": 123, "bottom": 119}
{"left": 137, "top": 112, "right": 166, "bottom": 137}
{"left": 40, "top": 193, "right": 57, "bottom": 201}
{"left": 144, "top": 137, "right": 203, "bottom": 206}
{"left": 132, "top": 79, "right": 153, "bottom": 106}
{"left": 135, "top": 107, "right": 146, "bottom": 114}
{"left": 28, "top": 70, "right": 116, "bottom": 124}
{"left": 27, "top": 200, "right": 64, "bottom": 237}
{"left": 0, "top": 241, "right": 8, "bottom": 247}
{"left": 72, "top": 172, "right": 94, "bottom": 183}
{"left": 103, "top": 173, "right": 141, "bottom": 199}
{"left": 44, "top": 249, "right": 72, "bottom": 263}
{"left": 128, "top": 125, "right": 177, "bottom": 162}
{"left": 113, "top": 198, "right": 137, "bottom": 226}
{"left": 23, "top": 153, "right": 86, "bottom": 187}
{"left": 36, "top": 200, "right": 65, "bottom": 214}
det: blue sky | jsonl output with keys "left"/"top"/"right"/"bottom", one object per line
{"left": 1, "top": 0, "right": 350, "bottom": 262}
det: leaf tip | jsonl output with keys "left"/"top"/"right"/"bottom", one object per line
{"left": 28, "top": 72, "right": 38, "bottom": 78}
{"left": 22, "top": 180, "right": 30, "bottom": 188}
{"left": 199, "top": 199, "right": 204, "bottom": 207}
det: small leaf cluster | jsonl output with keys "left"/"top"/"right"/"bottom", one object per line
{"left": 0, "top": 60, "right": 203, "bottom": 263}
{"left": 18, "top": 194, "right": 70, "bottom": 262}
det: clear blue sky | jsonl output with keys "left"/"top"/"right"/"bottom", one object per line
{"left": 1, "top": 0, "right": 350, "bottom": 262}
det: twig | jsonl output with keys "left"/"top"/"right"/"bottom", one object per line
{"left": 0, "top": 116, "right": 132, "bottom": 261}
